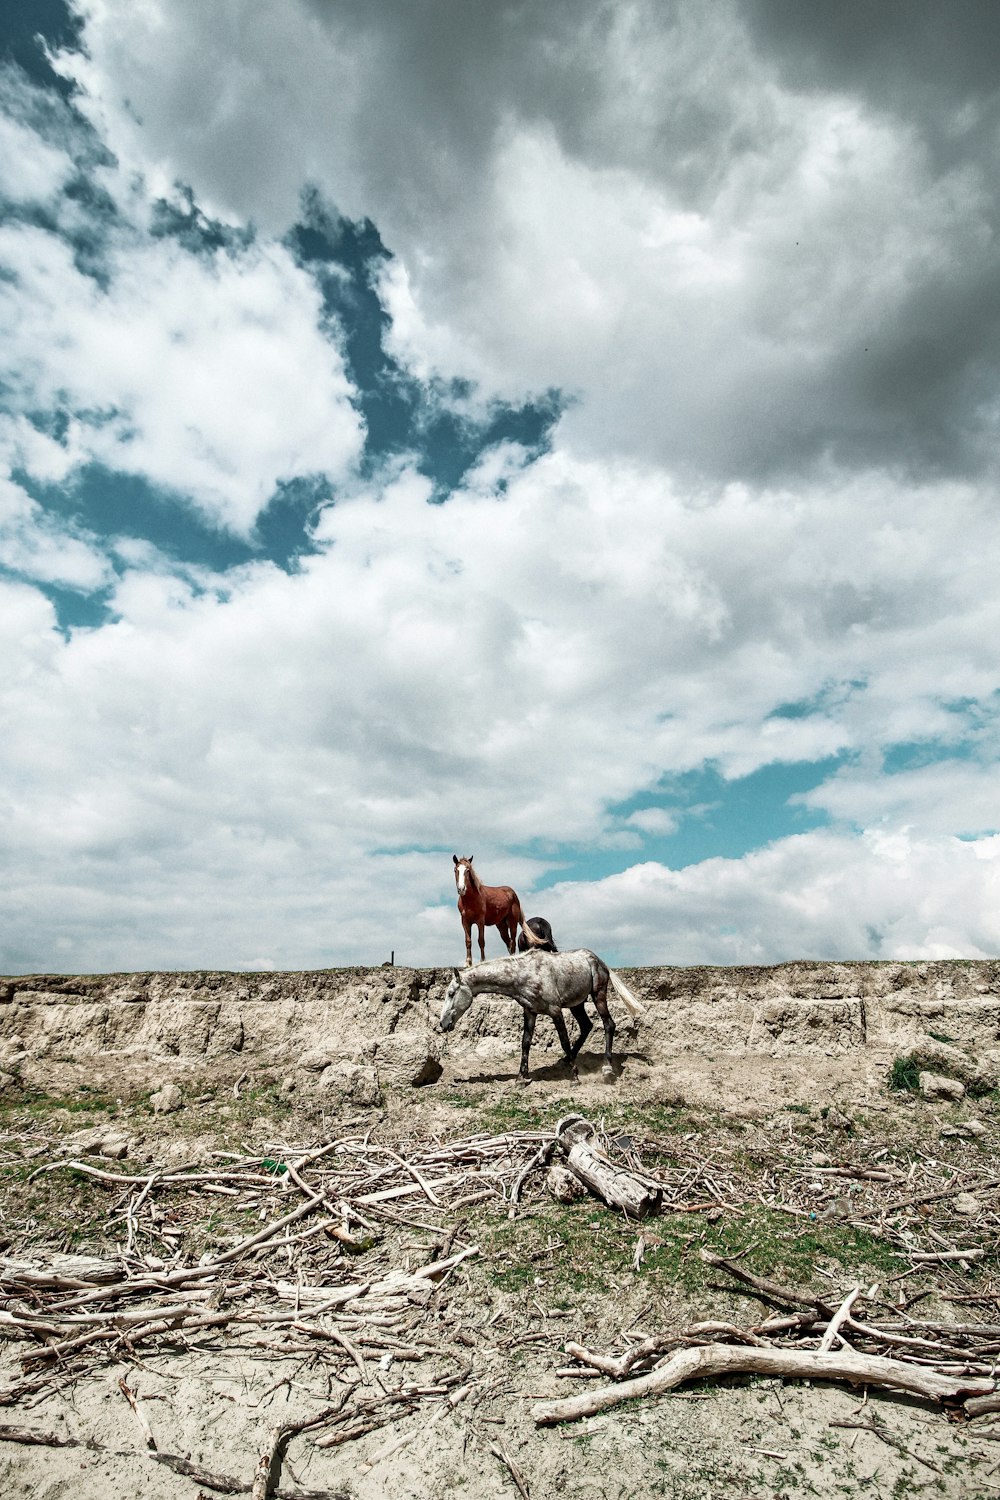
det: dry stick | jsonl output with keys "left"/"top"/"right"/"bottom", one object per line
{"left": 490, "top": 1433, "right": 532, "bottom": 1500}
{"left": 844, "top": 1317, "right": 990, "bottom": 1362}
{"left": 508, "top": 1141, "right": 556, "bottom": 1219}
{"left": 856, "top": 1174, "right": 1000, "bottom": 1222}
{"left": 0, "top": 1423, "right": 88, "bottom": 1448}
{"left": 118, "top": 1376, "right": 155, "bottom": 1450}
{"left": 829, "top": 1418, "right": 942, "bottom": 1473}
{"left": 205, "top": 1192, "right": 326, "bottom": 1268}
{"left": 818, "top": 1286, "right": 862, "bottom": 1354}
{"left": 905, "top": 1249, "right": 985, "bottom": 1264}
{"left": 250, "top": 1398, "right": 354, "bottom": 1500}
{"left": 532, "top": 1345, "right": 995, "bottom": 1427}
{"left": 302, "top": 1326, "right": 367, "bottom": 1382}
{"left": 376, "top": 1146, "right": 445, "bottom": 1207}
{"left": 699, "top": 1250, "right": 837, "bottom": 1320}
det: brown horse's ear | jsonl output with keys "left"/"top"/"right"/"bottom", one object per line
{"left": 469, "top": 854, "right": 474, "bottom": 863}
{"left": 453, "top": 854, "right": 459, "bottom": 865}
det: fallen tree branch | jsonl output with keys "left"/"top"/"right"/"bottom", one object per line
{"left": 533, "top": 1343, "right": 995, "bottom": 1426}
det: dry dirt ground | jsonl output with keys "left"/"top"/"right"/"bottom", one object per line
{"left": 1, "top": 961, "right": 999, "bottom": 1499}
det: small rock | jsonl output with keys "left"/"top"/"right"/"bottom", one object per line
{"left": 825, "top": 1107, "right": 853, "bottom": 1133}
{"left": 940, "top": 1118, "right": 987, "bottom": 1139}
{"left": 918, "top": 1072, "right": 965, "bottom": 1102}
{"left": 99, "top": 1135, "right": 129, "bottom": 1159}
{"left": 546, "top": 1164, "right": 585, "bottom": 1203}
{"left": 0, "top": 1071, "right": 17, "bottom": 1094}
{"left": 296, "top": 1048, "right": 333, "bottom": 1074}
{"left": 954, "top": 1192, "right": 981, "bottom": 1215}
{"left": 810, "top": 1152, "right": 832, "bottom": 1166}
{"left": 373, "top": 1032, "right": 444, "bottom": 1088}
{"left": 162, "top": 1138, "right": 212, "bottom": 1166}
{"left": 318, "top": 1062, "right": 381, "bottom": 1109}
{"left": 279, "top": 1076, "right": 297, "bottom": 1096}
{"left": 150, "top": 1083, "right": 183, "bottom": 1114}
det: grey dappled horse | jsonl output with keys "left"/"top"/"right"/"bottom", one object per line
{"left": 439, "top": 949, "right": 644, "bottom": 1083}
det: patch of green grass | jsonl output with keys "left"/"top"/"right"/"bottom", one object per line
{"left": 888, "top": 1056, "right": 920, "bottom": 1092}
{"left": 1, "top": 1083, "right": 119, "bottom": 1120}
{"left": 474, "top": 1195, "right": 902, "bottom": 1304}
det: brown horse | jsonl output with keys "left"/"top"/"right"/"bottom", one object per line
{"left": 453, "top": 854, "right": 524, "bottom": 966}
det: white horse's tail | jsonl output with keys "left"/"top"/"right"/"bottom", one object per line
{"left": 608, "top": 969, "right": 645, "bottom": 1018}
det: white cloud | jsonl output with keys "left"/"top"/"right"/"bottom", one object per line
{"left": 536, "top": 829, "right": 1000, "bottom": 966}
{"left": 2, "top": 446, "right": 1000, "bottom": 970}
{"left": 624, "top": 808, "right": 682, "bottom": 837}
{"left": 0, "top": 223, "right": 363, "bottom": 533}
{"left": 0, "top": 2, "right": 997, "bottom": 971}
{"left": 0, "top": 108, "right": 72, "bottom": 203}
{"left": 0, "top": 471, "right": 111, "bottom": 592}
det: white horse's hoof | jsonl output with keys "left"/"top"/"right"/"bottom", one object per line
{"left": 601, "top": 1065, "right": 615, "bottom": 1083}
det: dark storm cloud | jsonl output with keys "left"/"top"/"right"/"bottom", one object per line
{"left": 745, "top": 1, "right": 1000, "bottom": 136}
{"left": 736, "top": 0, "right": 1000, "bottom": 478}
{"left": 296, "top": 0, "right": 1000, "bottom": 483}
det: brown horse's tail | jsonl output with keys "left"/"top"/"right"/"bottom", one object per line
{"left": 519, "top": 917, "right": 558, "bottom": 953}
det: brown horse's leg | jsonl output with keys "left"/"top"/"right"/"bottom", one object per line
{"left": 477, "top": 921, "right": 486, "bottom": 962}
{"left": 462, "top": 916, "right": 473, "bottom": 967}
{"left": 591, "top": 971, "right": 617, "bottom": 1081}
{"left": 517, "top": 1009, "right": 537, "bottom": 1083}
{"left": 499, "top": 916, "right": 516, "bottom": 954}
{"left": 567, "top": 1003, "right": 592, "bottom": 1062}
{"left": 551, "top": 1011, "right": 580, "bottom": 1083}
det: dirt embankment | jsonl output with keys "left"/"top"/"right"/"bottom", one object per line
{"left": 1, "top": 959, "right": 998, "bottom": 1112}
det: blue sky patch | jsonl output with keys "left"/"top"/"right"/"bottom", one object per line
{"left": 286, "top": 191, "right": 563, "bottom": 494}
{"left": 524, "top": 755, "right": 844, "bottom": 890}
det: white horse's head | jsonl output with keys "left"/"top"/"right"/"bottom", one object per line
{"left": 453, "top": 853, "right": 474, "bottom": 897}
{"left": 440, "top": 969, "right": 474, "bottom": 1032}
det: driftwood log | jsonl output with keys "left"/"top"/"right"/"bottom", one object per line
{"left": 550, "top": 1116, "right": 662, "bottom": 1219}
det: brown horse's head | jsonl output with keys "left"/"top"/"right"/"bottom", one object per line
{"left": 453, "top": 854, "right": 475, "bottom": 896}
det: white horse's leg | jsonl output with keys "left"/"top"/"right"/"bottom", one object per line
{"left": 517, "top": 1009, "right": 537, "bottom": 1082}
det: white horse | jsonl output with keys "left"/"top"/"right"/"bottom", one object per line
{"left": 439, "top": 949, "right": 644, "bottom": 1083}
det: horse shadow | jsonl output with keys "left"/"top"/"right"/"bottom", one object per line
{"left": 458, "top": 1046, "right": 653, "bottom": 1086}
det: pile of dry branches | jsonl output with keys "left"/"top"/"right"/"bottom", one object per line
{"left": 0, "top": 1121, "right": 558, "bottom": 1496}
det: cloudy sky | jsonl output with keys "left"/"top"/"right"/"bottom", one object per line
{"left": 2, "top": 0, "right": 999, "bottom": 974}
